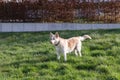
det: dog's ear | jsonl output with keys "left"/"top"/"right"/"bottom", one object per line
{"left": 55, "top": 32, "right": 59, "bottom": 38}
{"left": 50, "top": 32, "right": 54, "bottom": 36}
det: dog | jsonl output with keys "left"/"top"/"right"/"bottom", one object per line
{"left": 50, "top": 32, "right": 91, "bottom": 61}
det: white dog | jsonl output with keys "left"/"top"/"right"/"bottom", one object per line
{"left": 50, "top": 32, "right": 91, "bottom": 61}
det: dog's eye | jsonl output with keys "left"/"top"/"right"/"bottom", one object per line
{"left": 52, "top": 37, "right": 55, "bottom": 40}
{"left": 50, "top": 37, "right": 55, "bottom": 40}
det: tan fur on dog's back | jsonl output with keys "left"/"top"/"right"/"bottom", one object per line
{"left": 67, "top": 37, "right": 79, "bottom": 49}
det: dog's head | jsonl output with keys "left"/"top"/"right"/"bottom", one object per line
{"left": 50, "top": 32, "right": 60, "bottom": 46}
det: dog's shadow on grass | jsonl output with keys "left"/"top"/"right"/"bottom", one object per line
{"left": 0, "top": 50, "right": 79, "bottom": 68}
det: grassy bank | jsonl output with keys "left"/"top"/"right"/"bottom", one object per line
{"left": 0, "top": 29, "right": 120, "bottom": 80}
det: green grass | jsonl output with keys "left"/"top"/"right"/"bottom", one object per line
{"left": 0, "top": 29, "right": 120, "bottom": 80}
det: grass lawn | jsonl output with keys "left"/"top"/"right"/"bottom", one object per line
{"left": 0, "top": 29, "right": 120, "bottom": 80}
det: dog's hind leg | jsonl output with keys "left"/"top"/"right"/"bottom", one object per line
{"left": 76, "top": 44, "right": 82, "bottom": 57}
{"left": 78, "top": 50, "right": 82, "bottom": 57}
{"left": 75, "top": 50, "right": 78, "bottom": 56}
{"left": 77, "top": 48, "right": 82, "bottom": 57}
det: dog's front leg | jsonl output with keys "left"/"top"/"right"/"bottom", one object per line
{"left": 57, "top": 52, "right": 60, "bottom": 60}
{"left": 56, "top": 48, "right": 61, "bottom": 60}
{"left": 63, "top": 52, "right": 67, "bottom": 61}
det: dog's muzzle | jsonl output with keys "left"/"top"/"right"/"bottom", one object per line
{"left": 50, "top": 40, "right": 54, "bottom": 45}
{"left": 50, "top": 41, "right": 52, "bottom": 44}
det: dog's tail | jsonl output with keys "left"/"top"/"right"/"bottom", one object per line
{"left": 80, "top": 35, "right": 92, "bottom": 41}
